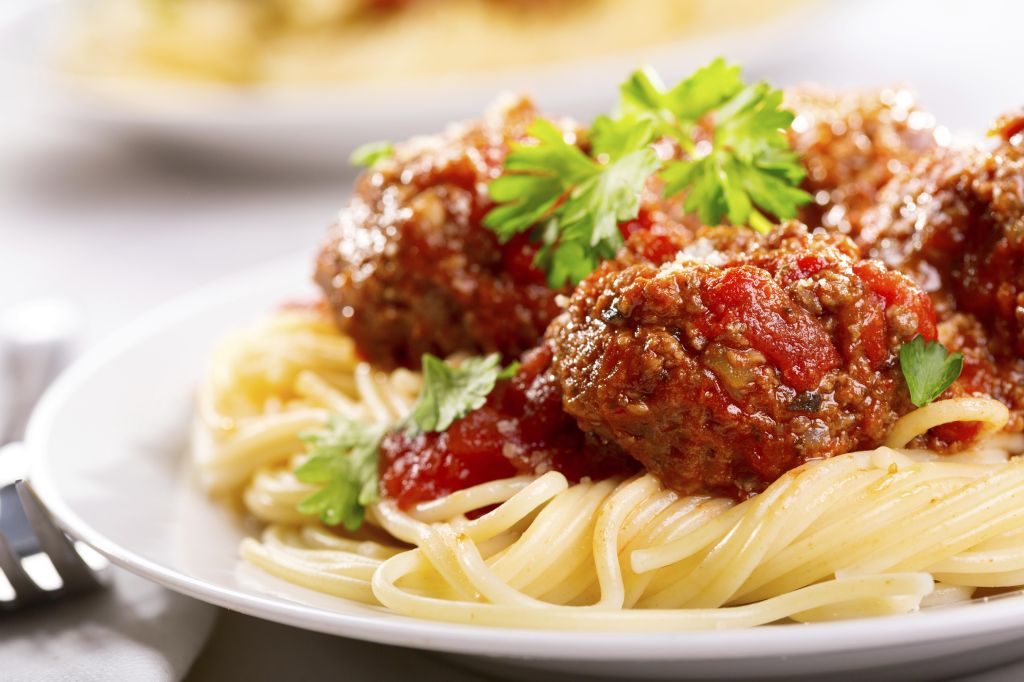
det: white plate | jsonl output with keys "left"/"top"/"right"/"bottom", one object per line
{"left": 0, "top": 1, "right": 818, "bottom": 171}
{"left": 24, "top": 254, "right": 1024, "bottom": 681}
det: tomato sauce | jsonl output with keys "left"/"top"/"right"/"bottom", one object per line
{"left": 378, "top": 343, "right": 638, "bottom": 509}
{"left": 698, "top": 266, "right": 841, "bottom": 392}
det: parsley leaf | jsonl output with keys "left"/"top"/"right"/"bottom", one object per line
{"left": 620, "top": 60, "right": 743, "bottom": 137}
{"left": 534, "top": 239, "right": 598, "bottom": 291}
{"left": 590, "top": 113, "right": 655, "bottom": 162}
{"left": 295, "top": 353, "right": 517, "bottom": 528}
{"left": 899, "top": 335, "right": 964, "bottom": 408}
{"left": 647, "top": 76, "right": 811, "bottom": 232}
{"left": 484, "top": 119, "right": 595, "bottom": 240}
{"left": 483, "top": 119, "right": 660, "bottom": 287}
{"left": 294, "top": 416, "right": 387, "bottom": 530}
{"left": 483, "top": 58, "right": 810, "bottom": 285}
{"left": 350, "top": 141, "right": 394, "bottom": 168}
{"left": 406, "top": 353, "right": 517, "bottom": 435}
{"left": 541, "top": 148, "right": 659, "bottom": 288}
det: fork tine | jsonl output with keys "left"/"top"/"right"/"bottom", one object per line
{"left": 0, "top": 530, "right": 44, "bottom": 604}
{"left": 15, "top": 482, "right": 103, "bottom": 593}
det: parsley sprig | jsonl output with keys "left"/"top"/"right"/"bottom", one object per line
{"left": 483, "top": 58, "right": 811, "bottom": 287}
{"left": 484, "top": 120, "right": 660, "bottom": 287}
{"left": 899, "top": 335, "right": 964, "bottom": 408}
{"left": 350, "top": 140, "right": 394, "bottom": 168}
{"left": 651, "top": 68, "right": 811, "bottom": 232}
{"left": 407, "top": 354, "right": 518, "bottom": 434}
{"left": 294, "top": 353, "right": 517, "bottom": 529}
{"left": 295, "top": 417, "right": 387, "bottom": 530}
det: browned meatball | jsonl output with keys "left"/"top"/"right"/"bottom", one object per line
{"left": 315, "top": 96, "right": 564, "bottom": 369}
{"left": 549, "top": 223, "right": 941, "bottom": 498}
{"left": 786, "top": 87, "right": 938, "bottom": 237}
{"left": 935, "top": 312, "right": 1024, "bottom": 436}
{"left": 619, "top": 221, "right": 766, "bottom": 269}
{"left": 859, "top": 115, "right": 1024, "bottom": 429}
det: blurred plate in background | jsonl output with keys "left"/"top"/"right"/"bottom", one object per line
{"left": 0, "top": 0, "right": 817, "bottom": 171}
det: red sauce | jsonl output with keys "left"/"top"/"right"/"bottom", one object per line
{"left": 770, "top": 253, "right": 833, "bottom": 287}
{"left": 500, "top": 233, "right": 548, "bottom": 287}
{"left": 618, "top": 207, "right": 656, "bottom": 240}
{"left": 950, "top": 234, "right": 1024, "bottom": 355}
{"left": 378, "top": 343, "right": 638, "bottom": 509}
{"left": 931, "top": 420, "right": 983, "bottom": 444}
{"left": 698, "top": 266, "right": 842, "bottom": 392}
{"left": 854, "top": 261, "right": 937, "bottom": 341}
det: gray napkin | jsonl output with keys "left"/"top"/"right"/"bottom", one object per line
{"left": 0, "top": 567, "right": 215, "bottom": 682}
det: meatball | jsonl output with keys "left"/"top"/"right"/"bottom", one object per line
{"left": 936, "top": 312, "right": 1024, "bottom": 435}
{"left": 860, "top": 128, "right": 1024, "bottom": 350}
{"left": 549, "top": 223, "right": 941, "bottom": 498}
{"left": 620, "top": 221, "right": 769, "bottom": 269}
{"left": 859, "top": 115, "right": 1024, "bottom": 428}
{"left": 786, "top": 87, "right": 938, "bottom": 237}
{"left": 316, "top": 96, "right": 564, "bottom": 369}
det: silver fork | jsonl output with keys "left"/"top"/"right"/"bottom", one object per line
{"left": 0, "top": 473, "right": 106, "bottom": 611}
{"left": 0, "top": 298, "right": 108, "bottom": 612}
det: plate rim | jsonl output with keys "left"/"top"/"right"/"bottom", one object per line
{"left": 24, "top": 254, "right": 1024, "bottom": 661}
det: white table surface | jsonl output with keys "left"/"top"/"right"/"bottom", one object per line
{"left": 4, "top": 1, "right": 1024, "bottom": 679}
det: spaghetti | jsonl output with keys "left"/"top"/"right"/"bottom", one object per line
{"left": 194, "top": 309, "right": 1024, "bottom": 630}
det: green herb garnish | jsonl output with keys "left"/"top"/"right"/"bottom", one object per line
{"left": 483, "top": 57, "right": 811, "bottom": 287}
{"left": 652, "top": 69, "right": 811, "bottom": 232}
{"left": 899, "top": 335, "right": 964, "bottom": 408}
{"left": 295, "top": 352, "right": 516, "bottom": 528}
{"left": 483, "top": 118, "right": 659, "bottom": 288}
{"left": 408, "top": 354, "right": 519, "bottom": 435}
{"left": 295, "top": 417, "right": 387, "bottom": 531}
{"left": 350, "top": 140, "right": 394, "bottom": 168}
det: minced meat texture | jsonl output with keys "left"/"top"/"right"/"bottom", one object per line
{"left": 936, "top": 312, "right": 1024, "bottom": 436}
{"left": 315, "top": 96, "right": 702, "bottom": 370}
{"left": 315, "top": 96, "right": 565, "bottom": 370}
{"left": 786, "top": 87, "right": 938, "bottom": 238}
{"left": 859, "top": 114, "right": 1024, "bottom": 430}
{"left": 549, "top": 222, "right": 946, "bottom": 498}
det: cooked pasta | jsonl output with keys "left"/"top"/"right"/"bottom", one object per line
{"left": 193, "top": 309, "right": 1024, "bottom": 630}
